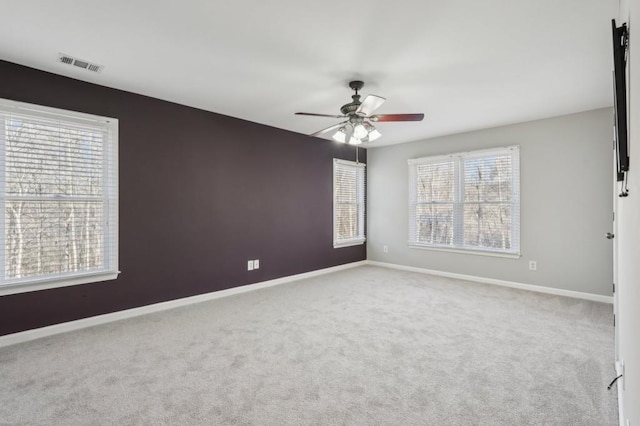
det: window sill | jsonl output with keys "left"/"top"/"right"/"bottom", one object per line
{"left": 408, "top": 243, "right": 521, "bottom": 259}
{"left": 0, "top": 271, "right": 120, "bottom": 296}
{"left": 334, "top": 238, "right": 366, "bottom": 249}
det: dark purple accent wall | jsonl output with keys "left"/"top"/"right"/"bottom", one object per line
{"left": 0, "top": 60, "right": 366, "bottom": 336}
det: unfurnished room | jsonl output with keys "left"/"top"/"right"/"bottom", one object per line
{"left": 1, "top": 0, "right": 639, "bottom": 425}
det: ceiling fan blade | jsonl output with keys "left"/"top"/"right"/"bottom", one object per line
{"left": 371, "top": 113, "right": 425, "bottom": 122}
{"left": 310, "top": 121, "right": 348, "bottom": 137}
{"left": 296, "top": 112, "right": 346, "bottom": 118}
{"left": 356, "top": 95, "right": 386, "bottom": 116}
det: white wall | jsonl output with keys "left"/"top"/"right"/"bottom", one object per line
{"left": 367, "top": 108, "right": 613, "bottom": 296}
{"left": 616, "top": 0, "right": 639, "bottom": 424}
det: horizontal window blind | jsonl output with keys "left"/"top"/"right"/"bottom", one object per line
{"left": 0, "top": 98, "right": 118, "bottom": 292}
{"left": 334, "top": 159, "right": 366, "bottom": 248}
{"left": 408, "top": 146, "right": 519, "bottom": 255}
{"left": 409, "top": 159, "right": 455, "bottom": 246}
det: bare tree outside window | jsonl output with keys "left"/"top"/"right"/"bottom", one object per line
{"left": 333, "top": 159, "right": 365, "bottom": 247}
{"left": 463, "top": 155, "right": 513, "bottom": 250}
{"left": 4, "top": 118, "right": 105, "bottom": 280}
{"left": 335, "top": 167, "right": 357, "bottom": 240}
{"left": 0, "top": 98, "right": 119, "bottom": 297}
{"left": 415, "top": 161, "right": 454, "bottom": 245}
{"left": 409, "top": 147, "right": 519, "bottom": 255}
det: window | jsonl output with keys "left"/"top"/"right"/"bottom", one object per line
{"left": 0, "top": 98, "right": 118, "bottom": 295}
{"left": 408, "top": 146, "right": 519, "bottom": 256}
{"left": 333, "top": 159, "right": 366, "bottom": 248}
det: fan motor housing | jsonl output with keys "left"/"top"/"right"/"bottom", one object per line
{"left": 340, "top": 95, "right": 362, "bottom": 116}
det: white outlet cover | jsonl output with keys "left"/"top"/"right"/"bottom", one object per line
{"left": 254, "top": 259, "right": 260, "bottom": 269}
{"left": 247, "top": 260, "right": 254, "bottom": 271}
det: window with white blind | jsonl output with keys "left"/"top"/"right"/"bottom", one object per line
{"left": 408, "top": 146, "right": 520, "bottom": 256}
{"left": 333, "top": 159, "right": 366, "bottom": 248}
{"left": 0, "top": 98, "right": 118, "bottom": 295}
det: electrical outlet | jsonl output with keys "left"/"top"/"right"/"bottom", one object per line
{"left": 383, "top": 245, "right": 389, "bottom": 253}
{"left": 254, "top": 259, "right": 260, "bottom": 269}
{"left": 247, "top": 260, "right": 254, "bottom": 271}
{"left": 529, "top": 261, "right": 537, "bottom": 271}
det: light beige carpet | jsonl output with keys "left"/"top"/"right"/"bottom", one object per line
{"left": 0, "top": 266, "right": 617, "bottom": 425}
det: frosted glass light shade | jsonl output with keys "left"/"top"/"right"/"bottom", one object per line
{"left": 368, "top": 129, "right": 382, "bottom": 141}
{"left": 332, "top": 129, "right": 346, "bottom": 143}
{"left": 353, "top": 124, "right": 368, "bottom": 139}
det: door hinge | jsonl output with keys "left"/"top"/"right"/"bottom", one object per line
{"left": 613, "top": 283, "right": 616, "bottom": 293}
{"left": 614, "top": 313, "right": 616, "bottom": 327}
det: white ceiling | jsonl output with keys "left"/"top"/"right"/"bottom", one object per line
{"left": 0, "top": 0, "right": 618, "bottom": 147}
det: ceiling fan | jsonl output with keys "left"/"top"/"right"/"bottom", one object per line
{"left": 296, "top": 80, "right": 424, "bottom": 145}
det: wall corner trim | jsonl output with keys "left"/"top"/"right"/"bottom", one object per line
{"left": 365, "top": 261, "right": 614, "bottom": 304}
{"left": 0, "top": 260, "right": 367, "bottom": 348}
{"left": 616, "top": 360, "right": 625, "bottom": 426}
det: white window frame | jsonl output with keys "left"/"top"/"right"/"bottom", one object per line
{"left": 333, "top": 159, "right": 366, "bottom": 248}
{"left": 0, "top": 98, "right": 119, "bottom": 296}
{"left": 408, "top": 146, "right": 520, "bottom": 257}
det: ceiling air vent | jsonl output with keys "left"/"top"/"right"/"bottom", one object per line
{"left": 57, "top": 53, "right": 104, "bottom": 73}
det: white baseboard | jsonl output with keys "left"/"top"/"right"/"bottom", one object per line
{"left": 0, "top": 261, "right": 367, "bottom": 348}
{"left": 366, "top": 261, "right": 614, "bottom": 304}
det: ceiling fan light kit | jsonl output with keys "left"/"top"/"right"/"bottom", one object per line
{"left": 296, "top": 80, "right": 424, "bottom": 145}
{"left": 332, "top": 122, "right": 382, "bottom": 145}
